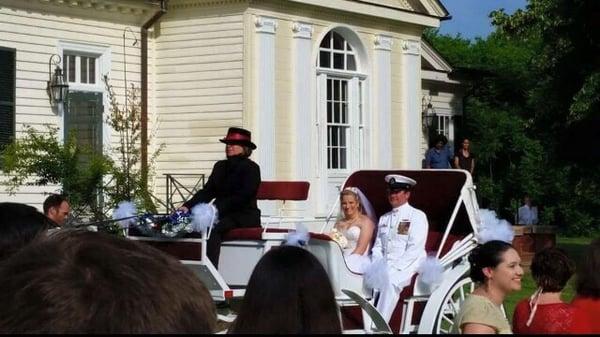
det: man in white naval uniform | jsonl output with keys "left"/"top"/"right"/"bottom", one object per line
{"left": 371, "top": 174, "right": 429, "bottom": 324}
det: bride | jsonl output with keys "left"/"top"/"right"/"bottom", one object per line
{"left": 328, "top": 187, "right": 376, "bottom": 273}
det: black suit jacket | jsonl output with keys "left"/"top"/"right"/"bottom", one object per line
{"left": 183, "top": 156, "right": 261, "bottom": 227}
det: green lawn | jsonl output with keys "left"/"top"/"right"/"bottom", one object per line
{"left": 503, "top": 236, "right": 592, "bottom": 323}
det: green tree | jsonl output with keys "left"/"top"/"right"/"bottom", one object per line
{"left": 0, "top": 125, "right": 112, "bottom": 220}
{"left": 426, "top": 0, "right": 600, "bottom": 235}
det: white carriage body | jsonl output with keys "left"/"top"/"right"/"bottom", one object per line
{"left": 127, "top": 169, "right": 482, "bottom": 334}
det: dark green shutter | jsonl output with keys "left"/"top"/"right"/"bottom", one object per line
{"left": 0, "top": 47, "right": 16, "bottom": 151}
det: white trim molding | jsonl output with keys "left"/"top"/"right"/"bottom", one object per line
{"left": 292, "top": 21, "right": 313, "bottom": 39}
{"left": 374, "top": 34, "right": 393, "bottom": 51}
{"left": 292, "top": 21, "right": 313, "bottom": 216}
{"left": 400, "top": 39, "right": 422, "bottom": 169}
{"left": 373, "top": 34, "right": 393, "bottom": 169}
{"left": 254, "top": 15, "right": 277, "bottom": 34}
{"left": 401, "top": 39, "right": 421, "bottom": 55}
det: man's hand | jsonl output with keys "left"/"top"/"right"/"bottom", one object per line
{"left": 177, "top": 205, "right": 189, "bottom": 214}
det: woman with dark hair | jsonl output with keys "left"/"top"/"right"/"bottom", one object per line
{"left": 424, "top": 134, "right": 453, "bottom": 169}
{"left": 453, "top": 138, "right": 475, "bottom": 174}
{"left": 178, "top": 127, "right": 261, "bottom": 268}
{"left": 0, "top": 202, "right": 54, "bottom": 261}
{"left": 228, "top": 245, "right": 342, "bottom": 334}
{"left": 451, "top": 240, "right": 523, "bottom": 334}
{"left": 570, "top": 237, "right": 600, "bottom": 333}
{"left": 512, "top": 247, "right": 575, "bottom": 333}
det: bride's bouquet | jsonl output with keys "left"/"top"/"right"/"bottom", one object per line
{"left": 330, "top": 228, "right": 348, "bottom": 249}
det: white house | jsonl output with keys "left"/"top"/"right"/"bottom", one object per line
{"left": 0, "top": 0, "right": 464, "bottom": 215}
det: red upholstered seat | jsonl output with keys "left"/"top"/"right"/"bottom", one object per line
{"left": 223, "top": 227, "right": 332, "bottom": 242}
{"left": 256, "top": 181, "right": 310, "bottom": 201}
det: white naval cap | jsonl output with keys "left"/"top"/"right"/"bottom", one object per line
{"left": 385, "top": 174, "right": 417, "bottom": 191}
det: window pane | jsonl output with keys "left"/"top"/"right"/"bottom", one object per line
{"left": 332, "top": 148, "right": 339, "bottom": 169}
{"left": 333, "top": 80, "right": 340, "bottom": 101}
{"left": 347, "top": 43, "right": 353, "bottom": 52}
{"left": 331, "top": 126, "right": 338, "bottom": 146}
{"left": 81, "top": 56, "right": 88, "bottom": 83}
{"left": 347, "top": 54, "right": 356, "bottom": 71}
{"left": 327, "top": 148, "right": 332, "bottom": 169}
{"left": 333, "top": 32, "right": 344, "bottom": 50}
{"left": 327, "top": 101, "right": 333, "bottom": 123}
{"left": 341, "top": 103, "right": 347, "bottom": 123}
{"left": 334, "top": 103, "right": 340, "bottom": 123}
{"left": 341, "top": 80, "right": 347, "bottom": 101}
{"left": 319, "top": 51, "right": 330, "bottom": 68}
{"left": 68, "top": 55, "right": 76, "bottom": 82}
{"left": 88, "top": 57, "right": 95, "bottom": 84}
{"left": 333, "top": 53, "right": 344, "bottom": 69}
{"left": 340, "top": 127, "right": 347, "bottom": 147}
{"left": 327, "top": 79, "right": 332, "bottom": 99}
{"left": 320, "top": 32, "right": 331, "bottom": 48}
{"left": 340, "top": 148, "right": 347, "bottom": 169}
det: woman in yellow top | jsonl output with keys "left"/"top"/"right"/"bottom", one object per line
{"left": 452, "top": 240, "right": 524, "bottom": 334}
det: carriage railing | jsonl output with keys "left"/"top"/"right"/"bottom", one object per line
{"left": 163, "top": 173, "right": 206, "bottom": 212}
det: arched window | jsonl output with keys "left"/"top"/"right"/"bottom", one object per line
{"left": 315, "top": 28, "right": 368, "bottom": 213}
{"left": 317, "top": 30, "right": 366, "bottom": 171}
{"left": 318, "top": 31, "right": 357, "bottom": 71}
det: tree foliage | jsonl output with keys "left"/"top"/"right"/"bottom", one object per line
{"left": 0, "top": 79, "right": 164, "bottom": 225}
{"left": 426, "top": 0, "right": 600, "bottom": 235}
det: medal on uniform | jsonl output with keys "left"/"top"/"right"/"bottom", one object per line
{"left": 397, "top": 220, "right": 410, "bottom": 235}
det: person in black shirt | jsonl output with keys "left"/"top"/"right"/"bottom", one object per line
{"left": 178, "top": 127, "right": 261, "bottom": 268}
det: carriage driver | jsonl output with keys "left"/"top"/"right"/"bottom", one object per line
{"left": 371, "top": 174, "right": 429, "bottom": 324}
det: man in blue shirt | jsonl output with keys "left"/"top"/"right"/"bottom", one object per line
{"left": 425, "top": 134, "right": 453, "bottom": 169}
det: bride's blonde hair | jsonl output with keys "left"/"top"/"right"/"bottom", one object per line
{"left": 339, "top": 188, "right": 364, "bottom": 216}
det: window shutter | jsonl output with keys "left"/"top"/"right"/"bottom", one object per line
{"left": 0, "top": 48, "right": 16, "bottom": 150}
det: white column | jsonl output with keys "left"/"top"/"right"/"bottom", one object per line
{"left": 291, "top": 22, "right": 313, "bottom": 216}
{"left": 292, "top": 22, "right": 313, "bottom": 181}
{"left": 373, "top": 34, "right": 393, "bottom": 169}
{"left": 400, "top": 39, "right": 421, "bottom": 169}
{"left": 254, "top": 16, "right": 277, "bottom": 180}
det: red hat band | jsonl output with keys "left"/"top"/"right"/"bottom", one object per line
{"left": 223, "top": 132, "right": 250, "bottom": 142}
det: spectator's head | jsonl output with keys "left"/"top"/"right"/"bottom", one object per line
{"left": 469, "top": 240, "right": 523, "bottom": 294}
{"left": 0, "top": 202, "right": 53, "bottom": 261}
{"left": 0, "top": 229, "right": 216, "bottom": 333}
{"left": 43, "top": 194, "right": 70, "bottom": 226}
{"left": 576, "top": 237, "right": 600, "bottom": 298}
{"left": 531, "top": 247, "right": 575, "bottom": 292}
{"left": 461, "top": 138, "right": 471, "bottom": 150}
{"left": 523, "top": 194, "right": 532, "bottom": 206}
{"left": 434, "top": 134, "right": 448, "bottom": 149}
{"left": 230, "top": 245, "right": 341, "bottom": 334}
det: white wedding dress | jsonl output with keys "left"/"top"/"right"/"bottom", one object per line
{"left": 341, "top": 225, "right": 371, "bottom": 274}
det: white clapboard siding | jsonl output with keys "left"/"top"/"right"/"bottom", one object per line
{"left": 153, "top": 10, "right": 245, "bottom": 197}
{"left": 0, "top": 5, "right": 154, "bottom": 206}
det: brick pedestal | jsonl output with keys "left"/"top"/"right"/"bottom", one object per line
{"left": 512, "top": 225, "right": 556, "bottom": 268}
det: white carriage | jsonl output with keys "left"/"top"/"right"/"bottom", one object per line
{"left": 128, "top": 169, "right": 482, "bottom": 334}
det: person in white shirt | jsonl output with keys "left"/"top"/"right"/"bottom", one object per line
{"left": 518, "top": 195, "right": 538, "bottom": 225}
{"left": 371, "top": 174, "right": 429, "bottom": 324}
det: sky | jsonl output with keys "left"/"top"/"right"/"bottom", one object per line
{"left": 438, "top": 0, "right": 528, "bottom": 40}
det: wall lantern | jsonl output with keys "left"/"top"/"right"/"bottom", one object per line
{"left": 47, "top": 54, "right": 69, "bottom": 107}
{"left": 422, "top": 95, "right": 437, "bottom": 131}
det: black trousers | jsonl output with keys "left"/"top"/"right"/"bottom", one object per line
{"left": 206, "top": 217, "right": 260, "bottom": 269}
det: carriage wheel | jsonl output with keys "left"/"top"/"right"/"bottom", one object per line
{"left": 433, "top": 276, "right": 474, "bottom": 334}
